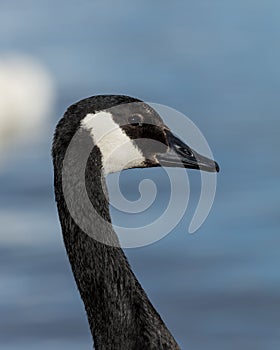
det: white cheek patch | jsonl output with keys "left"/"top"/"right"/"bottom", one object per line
{"left": 81, "top": 111, "right": 145, "bottom": 174}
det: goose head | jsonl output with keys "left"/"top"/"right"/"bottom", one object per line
{"left": 79, "top": 98, "right": 219, "bottom": 175}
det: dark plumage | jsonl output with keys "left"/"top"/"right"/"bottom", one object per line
{"left": 52, "top": 95, "right": 219, "bottom": 349}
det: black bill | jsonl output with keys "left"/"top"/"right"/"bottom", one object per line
{"left": 156, "top": 130, "right": 220, "bottom": 173}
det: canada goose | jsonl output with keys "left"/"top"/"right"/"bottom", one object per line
{"left": 52, "top": 95, "right": 219, "bottom": 350}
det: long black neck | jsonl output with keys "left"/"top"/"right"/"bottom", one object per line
{"left": 52, "top": 114, "right": 180, "bottom": 350}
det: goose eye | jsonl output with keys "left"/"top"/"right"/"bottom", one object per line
{"left": 128, "top": 115, "right": 143, "bottom": 126}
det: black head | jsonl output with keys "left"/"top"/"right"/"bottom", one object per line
{"left": 52, "top": 95, "right": 219, "bottom": 175}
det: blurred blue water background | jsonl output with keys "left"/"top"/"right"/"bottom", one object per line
{"left": 0, "top": 1, "right": 280, "bottom": 349}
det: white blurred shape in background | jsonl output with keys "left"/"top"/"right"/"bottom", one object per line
{"left": 0, "top": 53, "right": 55, "bottom": 161}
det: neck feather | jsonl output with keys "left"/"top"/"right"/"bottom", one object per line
{"left": 53, "top": 139, "right": 180, "bottom": 350}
